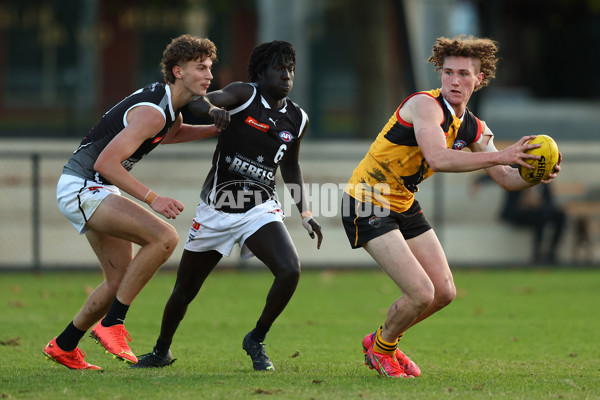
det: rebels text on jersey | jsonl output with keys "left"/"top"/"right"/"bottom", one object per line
{"left": 201, "top": 84, "right": 307, "bottom": 213}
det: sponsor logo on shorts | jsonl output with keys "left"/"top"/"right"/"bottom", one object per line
{"left": 87, "top": 186, "right": 104, "bottom": 194}
{"left": 279, "top": 131, "right": 293, "bottom": 142}
{"left": 245, "top": 116, "right": 269, "bottom": 132}
{"left": 368, "top": 216, "right": 382, "bottom": 228}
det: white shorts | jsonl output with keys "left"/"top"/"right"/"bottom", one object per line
{"left": 56, "top": 174, "right": 120, "bottom": 234}
{"left": 184, "top": 199, "right": 285, "bottom": 259}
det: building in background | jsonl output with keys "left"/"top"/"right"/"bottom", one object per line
{"left": 0, "top": 0, "right": 598, "bottom": 140}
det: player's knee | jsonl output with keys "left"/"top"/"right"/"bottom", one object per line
{"left": 155, "top": 225, "right": 179, "bottom": 256}
{"left": 276, "top": 258, "right": 301, "bottom": 288}
{"left": 416, "top": 291, "right": 435, "bottom": 312}
{"left": 282, "top": 263, "right": 301, "bottom": 285}
{"left": 408, "top": 280, "right": 435, "bottom": 312}
{"left": 164, "top": 225, "right": 179, "bottom": 249}
{"left": 434, "top": 283, "right": 456, "bottom": 308}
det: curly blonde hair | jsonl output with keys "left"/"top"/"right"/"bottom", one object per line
{"left": 428, "top": 35, "right": 499, "bottom": 91}
{"left": 161, "top": 34, "right": 217, "bottom": 84}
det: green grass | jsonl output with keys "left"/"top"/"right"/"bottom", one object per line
{"left": 1, "top": 268, "right": 599, "bottom": 399}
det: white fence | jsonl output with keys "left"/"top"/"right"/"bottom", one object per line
{"left": 1, "top": 139, "right": 598, "bottom": 271}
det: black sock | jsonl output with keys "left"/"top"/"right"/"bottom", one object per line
{"left": 55, "top": 321, "right": 86, "bottom": 351}
{"left": 250, "top": 320, "right": 270, "bottom": 343}
{"left": 154, "top": 338, "right": 172, "bottom": 357}
{"left": 102, "top": 298, "right": 130, "bottom": 327}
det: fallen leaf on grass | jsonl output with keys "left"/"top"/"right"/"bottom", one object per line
{"left": 0, "top": 337, "right": 20, "bottom": 346}
{"left": 254, "top": 388, "right": 283, "bottom": 395}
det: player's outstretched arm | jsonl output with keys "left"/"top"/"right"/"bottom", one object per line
{"left": 161, "top": 113, "right": 219, "bottom": 144}
{"left": 188, "top": 82, "right": 255, "bottom": 131}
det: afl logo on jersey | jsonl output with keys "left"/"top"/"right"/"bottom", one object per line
{"left": 453, "top": 140, "right": 467, "bottom": 150}
{"left": 279, "top": 131, "right": 293, "bottom": 142}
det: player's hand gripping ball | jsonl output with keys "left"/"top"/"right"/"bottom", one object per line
{"left": 518, "top": 134, "right": 559, "bottom": 184}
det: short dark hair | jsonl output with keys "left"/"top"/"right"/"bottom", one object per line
{"left": 161, "top": 34, "right": 217, "bottom": 84}
{"left": 247, "top": 41, "right": 296, "bottom": 82}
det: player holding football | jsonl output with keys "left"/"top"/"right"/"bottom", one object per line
{"left": 133, "top": 40, "right": 323, "bottom": 371}
{"left": 341, "top": 35, "right": 562, "bottom": 378}
{"left": 43, "top": 35, "right": 220, "bottom": 370}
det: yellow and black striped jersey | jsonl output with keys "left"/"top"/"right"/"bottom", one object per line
{"left": 346, "top": 89, "right": 483, "bottom": 213}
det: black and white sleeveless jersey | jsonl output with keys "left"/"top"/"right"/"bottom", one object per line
{"left": 200, "top": 84, "right": 308, "bottom": 213}
{"left": 63, "top": 82, "right": 180, "bottom": 184}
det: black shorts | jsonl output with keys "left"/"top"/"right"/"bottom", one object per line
{"left": 341, "top": 192, "right": 432, "bottom": 249}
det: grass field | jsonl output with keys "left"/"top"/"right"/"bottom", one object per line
{"left": 1, "top": 268, "right": 599, "bottom": 399}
